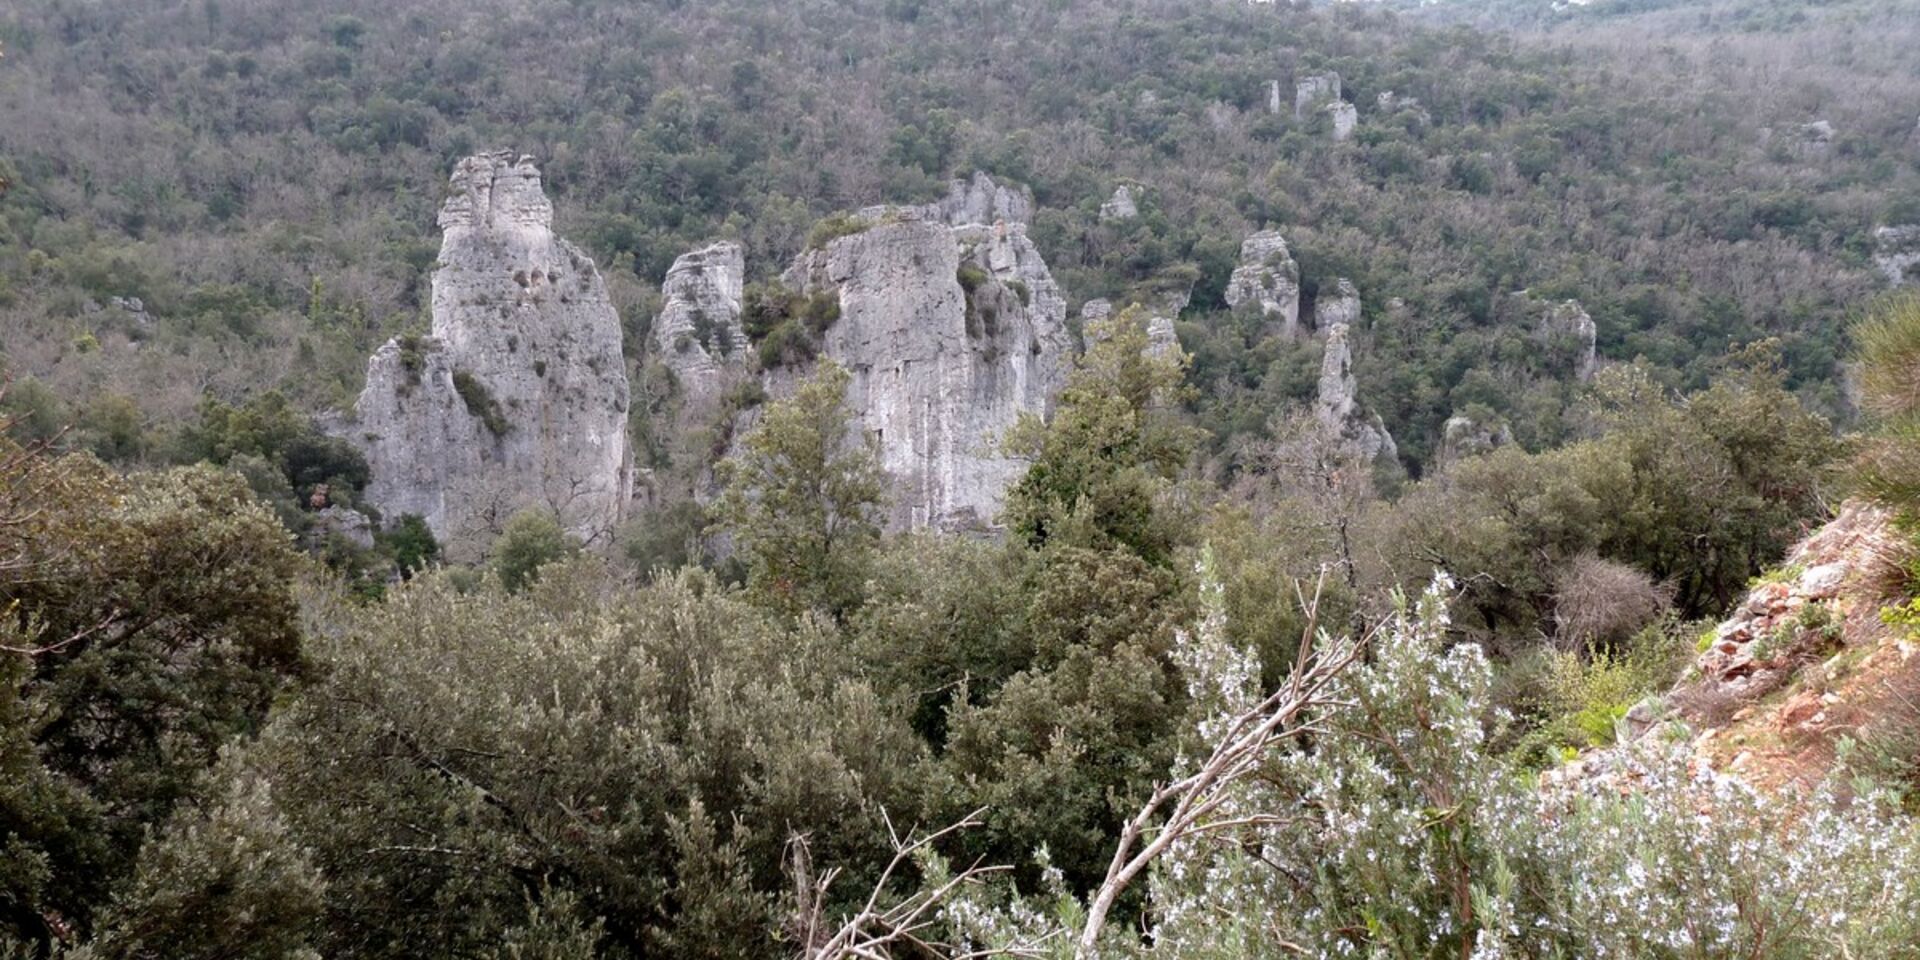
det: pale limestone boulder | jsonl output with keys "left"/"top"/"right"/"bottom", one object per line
{"left": 1223, "top": 230, "right": 1302, "bottom": 337}
{"left": 1875, "top": 224, "right": 1920, "bottom": 286}
{"left": 1294, "top": 72, "right": 1341, "bottom": 120}
{"left": 1328, "top": 101, "right": 1358, "bottom": 141}
{"left": 1312, "top": 279, "right": 1396, "bottom": 465}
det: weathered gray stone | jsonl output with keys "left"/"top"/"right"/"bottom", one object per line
{"left": 926, "top": 171, "right": 1034, "bottom": 229}
{"left": 1543, "top": 300, "right": 1599, "bottom": 382}
{"left": 1875, "top": 224, "right": 1920, "bottom": 286}
{"left": 1268, "top": 79, "right": 1284, "bottom": 116}
{"left": 1327, "top": 101, "right": 1358, "bottom": 141}
{"left": 309, "top": 505, "right": 376, "bottom": 550}
{"left": 778, "top": 187, "right": 1071, "bottom": 532}
{"left": 1437, "top": 414, "right": 1514, "bottom": 469}
{"left": 654, "top": 241, "right": 746, "bottom": 401}
{"left": 339, "top": 153, "right": 632, "bottom": 556}
{"left": 1223, "top": 230, "right": 1301, "bottom": 337}
{"left": 1080, "top": 299, "right": 1114, "bottom": 327}
{"left": 1313, "top": 279, "right": 1396, "bottom": 465}
{"left": 1145, "top": 315, "right": 1179, "bottom": 358}
{"left": 1295, "top": 72, "right": 1340, "bottom": 120}
{"left": 1101, "top": 184, "right": 1140, "bottom": 221}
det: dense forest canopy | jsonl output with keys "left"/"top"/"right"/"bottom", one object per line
{"left": 6, "top": 0, "right": 1920, "bottom": 957}
{"left": 0, "top": 0, "right": 1915, "bottom": 467}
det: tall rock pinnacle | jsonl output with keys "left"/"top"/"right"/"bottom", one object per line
{"left": 338, "top": 153, "right": 632, "bottom": 556}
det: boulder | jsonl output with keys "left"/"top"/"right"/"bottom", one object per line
{"left": 1542, "top": 299, "right": 1599, "bottom": 382}
{"left": 1101, "top": 184, "right": 1140, "bottom": 221}
{"left": 1436, "top": 414, "right": 1514, "bottom": 469}
{"left": 1312, "top": 279, "right": 1396, "bottom": 465}
{"left": 1294, "top": 72, "right": 1341, "bottom": 120}
{"left": 1327, "top": 101, "right": 1358, "bottom": 141}
{"left": 1222, "top": 229, "right": 1301, "bottom": 337}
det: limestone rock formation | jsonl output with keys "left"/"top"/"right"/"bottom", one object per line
{"left": 1295, "top": 72, "right": 1340, "bottom": 120}
{"left": 1313, "top": 280, "right": 1396, "bottom": 464}
{"left": 1223, "top": 230, "right": 1302, "bottom": 337}
{"left": 1101, "top": 184, "right": 1140, "bottom": 221}
{"left": 778, "top": 178, "right": 1072, "bottom": 531}
{"left": 308, "top": 506, "right": 376, "bottom": 551}
{"left": 1268, "top": 79, "right": 1283, "bottom": 116}
{"left": 1080, "top": 299, "right": 1113, "bottom": 327}
{"left": 1327, "top": 101, "right": 1358, "bottom": 141}
{"left": 1875, "top": 224, "right": 1920, "bottom": 286}
{"left": 338, "top": 153, "right": 632, "bottom": 556}
{"left": 925, "top": 170, "right": 1034, "bottom": 228}
{"left": 1145, "top": 315, "right": 1180, "bottom": 358}
{"left": 654, "top": 241, "right": 747, "bottom": 401}
{"left": 1436, "top": 414, "right": 1514, "bottom": 470}
{"left": 1542, "top": 300, "right": 1599, "bottom": 382}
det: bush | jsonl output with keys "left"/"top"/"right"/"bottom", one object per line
{"left": 804, "top": 212, "right": 869, "bottom": 250}
{"left": 451, "top": 370, "right": 510, "bottom": 437}
{"left": 491, "top": 508, "right": 576, "bottom": 593}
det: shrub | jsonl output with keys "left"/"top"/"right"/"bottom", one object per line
{"left": 490, "top": 507, "right": 576, "bottom": 593}
{"left": 451, "top": 370, "right": 509, "bottom": 437}
{"left": 804, "top": 212, "right": 869, "bottom": 250}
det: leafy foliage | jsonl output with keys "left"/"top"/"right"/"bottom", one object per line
{"left": 715, "top": 361, "right": 885, "bottom": 621}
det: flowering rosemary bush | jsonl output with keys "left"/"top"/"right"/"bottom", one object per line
{"left": 943, "top": 564, "right": 1920, "bottom": 959}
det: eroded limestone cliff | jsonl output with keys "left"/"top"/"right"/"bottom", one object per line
{"left": 778, "top": 174, "right": 1072, "bottom": 531}
{"left": 338, "top": 153, "right": 631, "bottom": 555}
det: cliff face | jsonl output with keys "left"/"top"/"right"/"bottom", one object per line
{"left": 340, "top": 153, "right": 632, "bottom": 555}
{"left": 654, "top": 241, "right": 747, "bottom": 401}
{"left": 779, "top": 174, "right": 1072, "bottom": 531}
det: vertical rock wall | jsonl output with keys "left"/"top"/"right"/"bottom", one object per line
{"left": 778, "top": 175, "right": 1072, "bottom": 531}
{"left": 340, "top": 153, "right": 632, "bottom": 556}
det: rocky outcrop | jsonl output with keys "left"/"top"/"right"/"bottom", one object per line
{"left": 1295, "top": 72, "right": 1340, "bottom": 120}
{"left": 1080, "top": 299, "right": 1113, "bottom": 327}
{"left": 779, "top": 176, "right": 1072, "bottom": 531}
{"left": 1436, "top": 414, "right": 1514, "bottom": 470}
{"left": 308, "top": 506, "right": 376, "bottom": 550}
{"left": 654, "top": 242, "right": 747, "bottom": 401}
{"left": 338, "top": 153, "right": 632, "bottom": 556}
{"left": 1552, "top": 501, "right": 1915, "bottom": 797}
{"left": 1327, "top": 101, "right": 1358, "bottom": 141}
{"left": 1268, "top": 80, "right": 1283, "bottom": 116}
{"left": 1541, "top": 300, "right": 1599, "bottom": 382}
{"left": 1223, "top": 230, "right": 1302, "bottom": 337}
{"left": 1313, "top": 280, "right": 1396, "bottom": 464}
{"left": 922, "top": 171, "right": 1034, "bottom": 229}
{"left": 1875, "top": 224, "right": 1920, "bottom": 286}
{"left": 1101, "top": 184, "right": 1140, "bottom": 221}
{"left": 1145, "top": 315, "right": 1179, "bottom": 358}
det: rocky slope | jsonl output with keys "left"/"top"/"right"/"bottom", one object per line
{"left": 334, "top": 153, "right": 632, "bottom": 556}
{"left": 1553, "top": 501, "right": 1920, "bottom": 797}
{"left": 778, "top": 174, "right": 1072, "bottom": 531}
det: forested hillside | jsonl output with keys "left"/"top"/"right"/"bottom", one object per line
{"left": 7, "top": 1, "right": 1920, "bottom": 958}
{"left": 1, "top": 0, "right": 1916, "bottom": 466}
